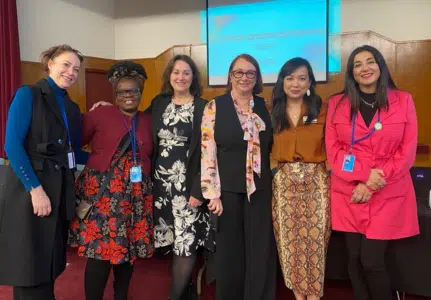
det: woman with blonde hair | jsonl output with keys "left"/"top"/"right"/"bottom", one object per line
{"left": 0, "top": 44, "right": 84, "bottom": 299}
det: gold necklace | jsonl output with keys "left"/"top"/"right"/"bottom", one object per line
{"left": 172, "top": 95, "right": 193, "bottom": 105}
{"left": 288, "top": 107, "right": 301, "bottom": 119}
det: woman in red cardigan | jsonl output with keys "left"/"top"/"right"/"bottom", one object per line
{"left": 325, "top": 45, "right": 419, "bottom": 300}
{"left": 69, "top": 61, "right": 154, "bottom": 300}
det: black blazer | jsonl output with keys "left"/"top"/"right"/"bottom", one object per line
{"left": 146, "top": 93, "right": 207, "bottom": 201}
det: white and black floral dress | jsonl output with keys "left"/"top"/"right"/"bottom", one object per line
{"left": 153, "top": 101, "right": 212, "bottom": 257}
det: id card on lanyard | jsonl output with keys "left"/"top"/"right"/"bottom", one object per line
{"left": 61, "top": 110, "right": 76, "bottom": 169}
{"left": 342, "top": 111, "right": 382, "bottom": 172}
{"left": 121, "top": 112, "right": 142, "bottom": 183}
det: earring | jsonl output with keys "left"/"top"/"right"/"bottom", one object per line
{"left": 306, "top": 89, "right": 311, "bottom": 96}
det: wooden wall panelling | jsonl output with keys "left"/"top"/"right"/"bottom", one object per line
{"left": 338, "top": 32, "right": 372, "bottom": 72}
{"left": 368, "top": 33, "right": 397, "bottom": 72}
{"left": 394, "top": 40, "right": 431, "bottom": 146}
{"left": 153, "top": 48, "right": 175, "bottom": 98}
{"left": 132, "top": 58, "right": 156, "bottom": 110}
{"left": 21, "top": 61, "right": 45, "bottom": 86}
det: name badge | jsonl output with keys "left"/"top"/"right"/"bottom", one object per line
{"left": 67, "top": 151, "right": 76, "bottom": 169}
{"left": 175, "top": 136, "right": 188, "bottom": 142}
{"left": 130, "top": 165, "right": 142, "bottom": 183}
{"left": 342, "top": 154, "right": 355, "bottom": 172}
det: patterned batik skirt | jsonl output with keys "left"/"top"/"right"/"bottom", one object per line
{"left": 69, "top": 147, "right": 154, "bottom": 265}
{"left": 272, "top": 162, "right": 331, "bottom": 297}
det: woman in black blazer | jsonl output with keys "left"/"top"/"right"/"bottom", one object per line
{"left": 147, "top": 55, "right": 213, "bottom": 300}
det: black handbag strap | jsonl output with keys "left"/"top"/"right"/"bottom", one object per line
{"left": 93, "top": 136, "right": 132, "bottom": 200}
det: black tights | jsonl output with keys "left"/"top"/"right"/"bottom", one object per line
{"left": 345, "top": 233, "right": 391, "bottom": 300}
{"left": 84, "top": 258, "right": 134, "bottom": 300}
{"left": 169, "top": 253, "right": 197, "bottom": 300}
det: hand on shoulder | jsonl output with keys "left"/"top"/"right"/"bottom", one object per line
{"left": 89, "top": 101, "right": 113, "bottom": 111}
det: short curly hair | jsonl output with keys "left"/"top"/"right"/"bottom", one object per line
{"left": 108, "top": 60, "right": 147, "bottom": 90}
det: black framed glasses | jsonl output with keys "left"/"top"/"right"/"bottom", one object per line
{"left": 232, "top": 70, "right": 257, "bottom": 79}
{"left": 116, "top": 88, "right": 140, "bottom": 97}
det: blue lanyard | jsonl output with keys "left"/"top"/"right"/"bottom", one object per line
{"left": 350, "top": 110, "right": 380, "bottom": 151}
{"left": 121, "top": 112, "right": 137, "bottom": 163}
{"left": 60, "top": 110, "right": 72, "bottom": 149}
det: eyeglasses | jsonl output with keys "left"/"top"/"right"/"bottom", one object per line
{"left": 232, "top": 70, "right": 257, "bottom": 79}
{"left": 116, "top": 88, "right": 140, "bottom": 97}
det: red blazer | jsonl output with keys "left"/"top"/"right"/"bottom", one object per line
{"left": 82, "top": 106, "right": 153, "bottom": 174}
{"left": 325, "top": 89, "right": 419, "bottom": 240}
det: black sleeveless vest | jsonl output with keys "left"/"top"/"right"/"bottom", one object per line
{"left": 3, "top": 78, "right": 81, "bottom": 216}
{"left": 214, "top": 93, "right": 273, "bottom": 194}
{"left": 26, "top": 79, "right": 78, "bottom": 171}
{"left": 0, "top": 78, "right": 81, "bottom": 286}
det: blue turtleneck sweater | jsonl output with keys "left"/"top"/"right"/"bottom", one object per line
{"left": 4, "top": 77, "right": 87, "bottom": 191}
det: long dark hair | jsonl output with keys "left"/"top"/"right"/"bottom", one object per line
{"left": 226, "top": 54, "right": 263, "bottom": 94}
{"left": 339, "top": 45, "right": 397, "bottom": 119}
{"left": 271, "top": 57, "right": 322, "bottom": 133}
{"left": 161, "top": 54, "right": 203, "bottom": 97}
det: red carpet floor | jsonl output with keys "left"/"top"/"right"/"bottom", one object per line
{"left": 0, "top": 250, "right": 429, "bottom": 300}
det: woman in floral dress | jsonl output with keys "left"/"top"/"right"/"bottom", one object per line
{"left": 69, "top": 61, "right": 154, "bottom": 300}
{"left": 148, "top": 54, "right": 213, "bottom": 300}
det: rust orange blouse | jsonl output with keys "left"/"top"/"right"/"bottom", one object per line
{"left": 271, "top": 103, "right": 327, "bottom": 163}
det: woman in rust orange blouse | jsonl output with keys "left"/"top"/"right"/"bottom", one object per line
{"left": 271, "top": 57, "right": 330, "bottom": 300}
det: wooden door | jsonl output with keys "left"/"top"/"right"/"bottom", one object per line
{"left": 85, "top": 69, "right": 114, "bottom": 112}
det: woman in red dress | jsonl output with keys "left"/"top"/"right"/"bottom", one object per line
{"left": 69, "top": 61, "right": 154, "bottom": 300}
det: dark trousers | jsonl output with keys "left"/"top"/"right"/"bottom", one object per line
{"left": 84, "top": 258, "right": 134, "bottom": 300}
{"left": 13, "top": 282, "right": 54, "bottom": 300}
{"left": 215, "top": 189, "right": 276, "bottom": 300}
{"left": 345, "top": 232, "right": 392, "bottom": 300}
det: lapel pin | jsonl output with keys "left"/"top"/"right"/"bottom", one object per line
{"left": 374, "top": 122, "right": 383, "bottom": 130}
